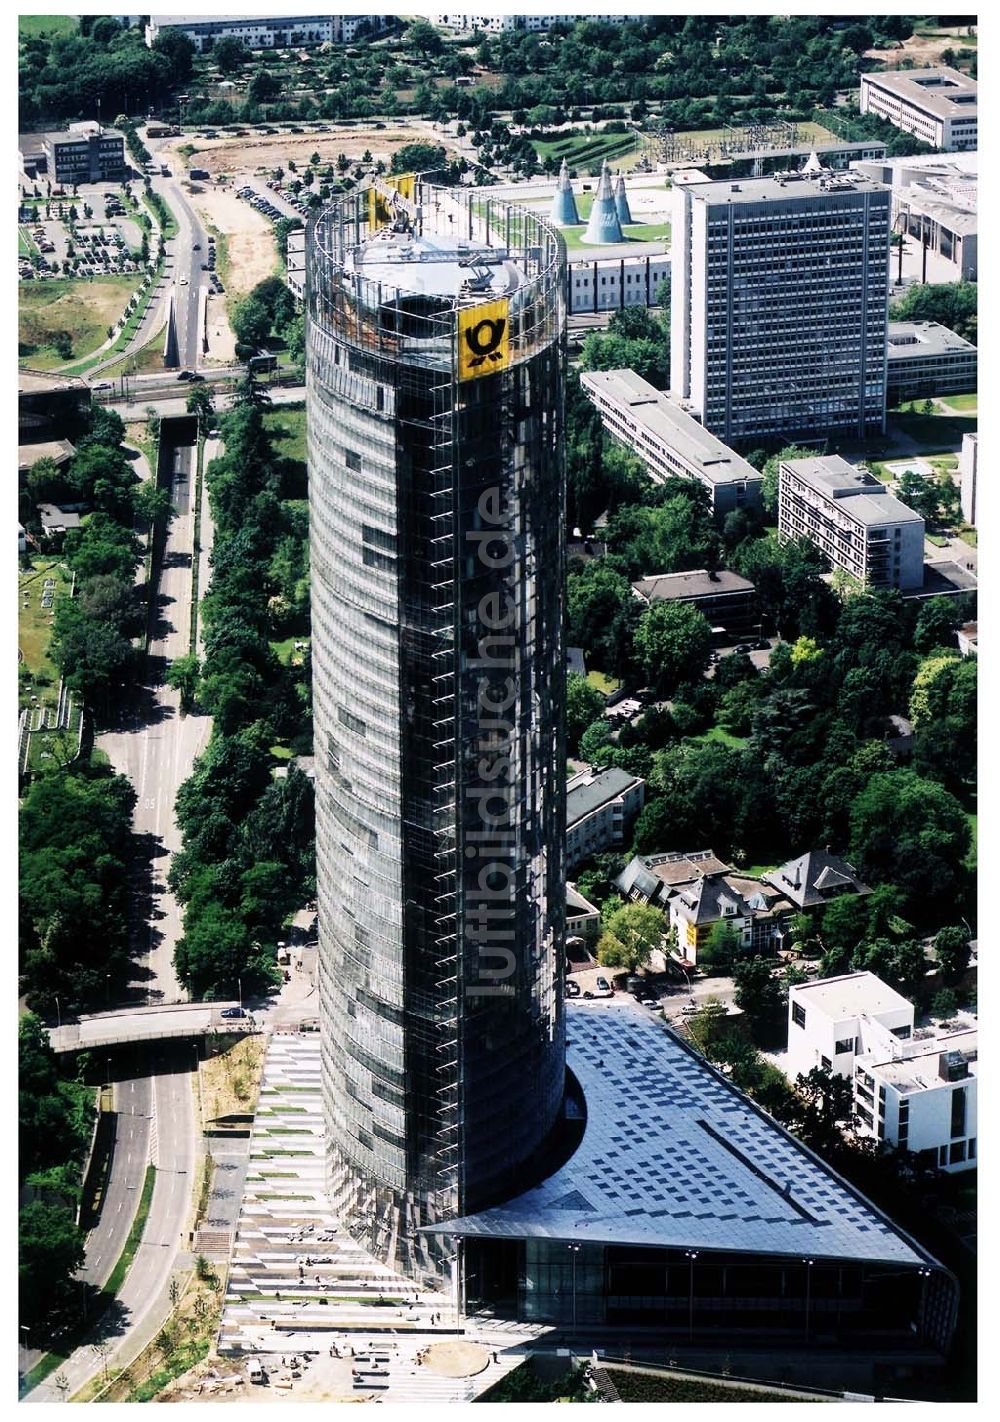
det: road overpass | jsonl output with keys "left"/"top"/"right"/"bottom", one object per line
{"left": 48, "top": 1002, "right": 255, "bottom": 1053}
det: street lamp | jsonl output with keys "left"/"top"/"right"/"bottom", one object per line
{"left": 238, "top": 977, "right": 243, "bottom": 1011}
{"left": 685, "top": 1251, "right": 699, "bottom": 1342}
{"left": 105, "top": 973, "right": 111, "bottom": 1007}
{"left": 54, "top": 996, "right": 61, "bottom": 1028}
{"left": 567, "top": 1244, "right": 582, "bottom": 1331}
{"left": 803, "top": 1258, "right": 815, "bottom": 1339}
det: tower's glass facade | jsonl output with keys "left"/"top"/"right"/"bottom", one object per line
{"left": 306, "top": 184, "right": 567, "bottom": 1282}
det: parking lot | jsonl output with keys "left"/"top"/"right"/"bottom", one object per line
{"left": 18, "top": 183, "right": 148, "bottom": 284}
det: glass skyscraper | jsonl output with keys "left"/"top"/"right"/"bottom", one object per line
{"left": 306, "top": 182, "right": 567, "bottom": 1284}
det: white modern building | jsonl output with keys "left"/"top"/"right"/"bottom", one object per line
{"left": 860, "top": 67, "right": 977, "bottom": 152}
{"left": 580, "top": 368, "right": 763, "bottom": 517}
{"left": 565, "top": 766, "right": 645, "bottom": 870}
{"left": 567, "top": 245, "right": 671, "bottom": 313}
{"left": 852, "top": 151, "right": 977, "bottom": 282}
{"left": 787, "top": 973, "right": 977, "bottom": 1173}
{"left": 959, "top": 431, "right": 978, "bottom": 525}
{"left": 145, "top": 14, "right": 389, "bottom": 51}
{"left": 778, "top": 455, "right": 925, "bottom": 591}
{"left": 435, "top": 14, "right": 627, "bottom": 32}
{"left": 671, "top": 167, "right": 890, "bottom": 444}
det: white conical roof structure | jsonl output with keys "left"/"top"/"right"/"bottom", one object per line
{"left": 801, "top": 151, "right": 824, "bottom": 174}
{"left": 613, "top": 171, "right": 633, "bottom": 225}
{"left": 550, "top": 158, "right": 580, "bottom": 226}
{"left": 583, "top": 160, "right": 624, "bottom": 245}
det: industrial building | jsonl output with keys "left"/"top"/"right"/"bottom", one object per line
{"left": 778, "top": 455, "right": 925, "bottom": 591}
{"left": 860, "top": 66, "right": 977, "bottom": 152}
{"left": 580, "top": 368, "right": 763, "bottom": 518}
{"left": 671, "top": 166, "right": 891, "bottom": 444}
{"left": 307, "top": 181, "right": 567, "bottom": 1285}
{"left": 886, "top": 320, "right": 977, "bottom": 402}
{"left": 145, "top": 13, "right": 389, "bottom": 51}
{"left": 852, "top": 151, "right": 977, "bottom": 283}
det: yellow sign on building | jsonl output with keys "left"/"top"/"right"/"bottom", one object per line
{"left": 457, "top": 299, "right": 510, "bottom": 383}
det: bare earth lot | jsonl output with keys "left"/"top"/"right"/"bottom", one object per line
{"left": 164, "top": 123, "right": 424, "bottom": 179}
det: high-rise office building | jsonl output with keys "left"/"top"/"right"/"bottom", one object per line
{"left": 306, "top": 182, "right": 567, "bottom": 1284}
{"left": 671, "top": 167, "right": 891, "bottom": 444}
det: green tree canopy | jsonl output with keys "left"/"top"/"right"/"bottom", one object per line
{"left": 633, "top": 599, "right": 712, "bottom": 694}
{"left": 597, "top": 901, "right": 665, "bottom": 973}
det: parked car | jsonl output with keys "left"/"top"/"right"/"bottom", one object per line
{"left": 593, "top": 976, "right": 614, "bottom": 998}
{"left": 565, "top": 979, "right": 581, "bottom": 999}
{"left": 732, "top": 642, "right": 754, "bottom": 655}
{"left": 220, "top": 1006, "right": 247, "bottom": 1019}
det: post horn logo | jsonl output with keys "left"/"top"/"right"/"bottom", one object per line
{"left": 464, "top": 315, "right": 506, "bottom": 367}
{"left": 458, "top": 299, "right": 510, "bottom": 382}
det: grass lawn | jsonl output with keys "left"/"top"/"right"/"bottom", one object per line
{"left": 586, "top": 669, "right": 620, "bottom": 696}
{"left": 939, "top": 392, "right": 977, "bottom": 412}
{"left": 263, "top": 405, "right": 307, "bottom": 464}
{"left": 532, "top": 129, "right": 642, "bottom": 174}
{"left": 98, "top": 327, "right": 169, "bottom": 382}
{"left": 18, "top": 227, "right": 37, "bottom": 257}
{"left": 926, "top": 532, "right": 950, "bottom": 548}
{"left": 557, "top": 195, "right": 671, "bottom": 250}
{"left": 689, "top": 726, "right": 749, "bottom": 749}
{"left": 19, "top": 559, "right": 72, "bottom": 711}
{"left": 887, "top": 408, "right": 977, "bottom": 450}
{"left": 956, "top": 523, "right": 977, "bottom": 546}
{"left": 19, "top": 14, "right": 78, "bottom": 39}
{"left": 19, "top": 275, "right": 135, "bottom": 368}
{"left": 270, "top": 635, "right": 308, "bottom": 667}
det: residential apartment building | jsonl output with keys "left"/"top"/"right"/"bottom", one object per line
{"left": 631, "top": 568, "right": 758, "bottom": 638}
{"left": 671, "top": 167, "right": 890, "bottom": 444}
{"left": 566, "top": 883, "right": 601, "bottom": 946}
{"left": 566, "top": 767, "right": 645, "bottom": 870}
{"left": 852, "top": 152, "right": 977, "bottom": 282}
{"left": 886, "top": 320, "right": 977, "bottom": 403}
{"left": 787, "top": 973, "right": 977, "bottom": 1173}
{"left": 145, "top": 14, "right": 389, "bottom": 51}
{"left": 778, "top": 455, "right": 925, "bottom": 591}
{"left": 860, "top": 67, "right": 977, "bottom": 152}
{"left": 580, "top": 368, "right": 763, "bottom": 519}
{"left": 960, "top": 431, "right": 978, "bottom": 525}
{"left": 25, "top": 123, "right": 127, "bottom": 185}
{"left": 435, "top": 15, "right": 627, "bottom": 32}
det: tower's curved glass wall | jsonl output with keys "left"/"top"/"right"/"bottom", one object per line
{"left": 307, "top": 183, "right": 567, "bottom": 1281}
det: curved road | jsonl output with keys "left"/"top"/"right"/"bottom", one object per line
{"left": 78, "top": 1072, "right": 153, "bottom": 1291}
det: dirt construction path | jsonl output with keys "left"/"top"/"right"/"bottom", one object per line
{"left": 162, "top": 123, "right": 423, "bottom": 179}
{"left": 179, "top": 182, "right": 277, "bottom": 361}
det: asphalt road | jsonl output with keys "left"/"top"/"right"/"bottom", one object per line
{"left": 97, "top": 418, "right": 213, "bottom": 1006}
{"left": 78, "top": 1072, "right": 153, "bottom": 1292}
{"left": 25, "top": 1056, "right": 197, "bottom": 1404}
{"left": 106, "top": 384, "right": 306, "bottom": 421}
{"left": 153, "top": 173, "right": 209, "bottom": 369}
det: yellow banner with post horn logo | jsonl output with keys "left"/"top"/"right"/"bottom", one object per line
{"left": 457, "top": 299, "right": 510, "bottom": 383}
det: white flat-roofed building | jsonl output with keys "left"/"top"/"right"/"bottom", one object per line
{"left": 960, "top": 431, "right": 978, "bottom": 525}
{"left": 145, "top": 14, "right": 389, "bottom": 51}
{"left": 787, "top": 972, "right": 914, "bottom": 1082}
{"left": 568, "top": 245, "right": 671, "bottom": 313}
{"left": 580, "top": 369, "right": 762, "bottom": 518}
{"left": 671, "top": 168, "right": 890, "bottom": 444}
{"left": 566, "top": 766, "right": 645, "bottom": 870}
{"left": 860, "top": 67, "right": 977, "bottom": 152}
{"left": 852, "top": 151, "right": 977, "bottom": 281}
{"left": 886, "top": 320, "right": 977, "bottom": 402}
{"left": 779, "top": 454, "right": 925, "bottom": 591}
{"left": 787, "top": 971, "right": 977, "bottom": 1172}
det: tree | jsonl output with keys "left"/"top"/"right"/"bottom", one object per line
{"left": 698, "top": 919, "right": 742, "bottom": 969}
{"left": 931, "top": 987, "right": 958, "bottom": 1020}
{"left": 597, "top": 901, "right": 665, "bottom": 974}
{"left": 165, "top": 653, "right": 201, "bottom": 715}
{"left": 761, "top": 446, "right": 815, "bottom": 517}
{"left": 849, "top": 770, "right": 970, "bottom": 918}
{"left": 909, "top": 652, "right": 975, "bottom": 729}
{"left": 186, "top": 383, "right": 216, "bottom": 432}
{"left": 933, "top": 924, "right": 971, "bottom": 986}
{"left": 914, "top": 596, "right": 967, "bottom": 654}
{"left": 407, "top": 19, "right": 443, "bottom": 57}
{"left": 391, "top": 142, "right": 447, "bottom": 175}
{"left": 248, "top": 68, "right": 282, "bottom": 104}
{"left": 732, "top": 956, "right": 785, "bottom": 1024}
{"left": 566, "top": 672, "right": 606, "bottom": 756}
{"left": 790, "top": 1066, "right": 856, "bottom": 1153}
{"left": 851, "top": 937, "right": 927, "bottom": 998}
{"left": 633, "top": 600, "right": 712, "bottom": 695}
{"left": 19, "top": 1201, "right": 86, "bottom": 1331}
{"left": 213, "top": 36, "right": 248, "bottom": 73}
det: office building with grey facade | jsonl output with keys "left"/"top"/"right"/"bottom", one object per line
{"left": 886, "top": 320, "right": 977, "bottom": 403}
{"left": 19, "top": 122, "right": 126, "bottom": 185}
{"left": 580, "top": 368, "right": 762, "bottom": 518}
{"left": 779, "top": 455, "right": 925, "bottom": 591}
{"left": 860, "top": 66, "right": 977, "bottom": 152}
{"left": 306, "top": 182, "right": 567, "bottom": 1284}
{"left": 671, "top": 167, "right": 890, "bottom": 445}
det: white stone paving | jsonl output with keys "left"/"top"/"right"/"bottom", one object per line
{"left": 218, "top": 1031, "right": 548, "bottom": 1402}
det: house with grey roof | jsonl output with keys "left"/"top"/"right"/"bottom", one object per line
{"left": 670, "top": 871, "right": 791, "bottom": 963}
{"left": 762, "top": 851, "right": 871, "bottom": 913}
{"left": 616, "top": 849, "right": 731, "bottom": 910}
